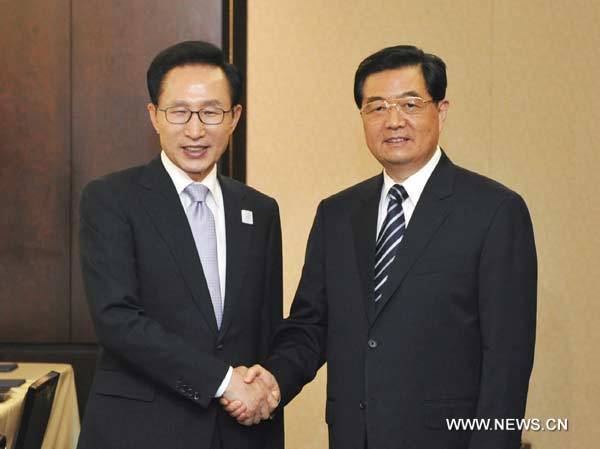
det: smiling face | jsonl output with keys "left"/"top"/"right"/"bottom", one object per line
{"left": 360, "top": 65, "right": 449, "bottom": 181}
{"left": 147, "top": 64, "right": 241, "bottom": 182}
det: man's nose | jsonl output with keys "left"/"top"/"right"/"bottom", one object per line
{"left": 184, "top": 112, "right": 206, "bottom": 138}
{"left": 385, "top": 104, "right": 407, "bottom": 128}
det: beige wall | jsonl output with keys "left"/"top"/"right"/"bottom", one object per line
{"left": 247, "top": 1, "right": 600, "bottom": 448}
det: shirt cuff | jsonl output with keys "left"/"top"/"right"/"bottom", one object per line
{"left": 214, "top": 366, "right": 233, "bottom": 398}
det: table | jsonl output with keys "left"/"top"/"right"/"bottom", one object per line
{"left": 0, "top": 363, "right": 80, "bottom": 449}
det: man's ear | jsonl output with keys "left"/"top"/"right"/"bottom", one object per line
{"left": 147, "top": 103, "right": 160, "bottom": 134}
{"left": 228, "top": 104, "right": 243, "bottom": 133}
{"left": 437, "top": 99, "right": 449, "bottom": 132}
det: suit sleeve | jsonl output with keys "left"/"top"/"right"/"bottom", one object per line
{"left": 469, "top": 192, "right": 537, "bottom": 449}
{"left": 263, "top": 201, "right": 328, "bottom": 405}
{"left": 79, "top": 179, "right": 228, "bottom": 408}
{"left": 259, "top": 199, "right": 284, "bottom": 361}
{"left": 258, "top": 199, "right": 286, "bottom": 445}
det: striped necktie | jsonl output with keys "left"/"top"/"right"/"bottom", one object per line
{"left": 373, "top": 184, "right": 408, "bottom": 303}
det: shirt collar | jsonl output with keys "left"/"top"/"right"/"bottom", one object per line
{"left": 382, "top": 146, "right": 442, "bottom": 205}
{"left": 160, "top": 151, "right": 220, "bottom": 201}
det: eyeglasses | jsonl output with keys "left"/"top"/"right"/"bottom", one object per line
{"left": 157, "top": 106, "right": 234, "bottom": 125}
{"left": 361, "top": 97, "right": 434, "bottom": 121}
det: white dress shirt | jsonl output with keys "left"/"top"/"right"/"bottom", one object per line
{"left": 376, "top": 147, "right": 442, "bottom": 236}
{"left": 160, "top": 151, "right": 232, "bottom": 396}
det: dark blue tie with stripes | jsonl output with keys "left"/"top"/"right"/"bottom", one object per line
{"left": 373, "top": 184, "right": 408, "bottom": 303}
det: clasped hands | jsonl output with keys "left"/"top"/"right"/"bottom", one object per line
{"left": 220, "top": 365, "right": 279, "bottom": 425}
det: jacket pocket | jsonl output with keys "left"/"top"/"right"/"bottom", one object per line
{"left": 93, "top": 368, "right": 156, "bottom": 402}
{"left": 411, "top": 254, "right": 475, "bottom": 276}
{"left": 423, "top": 398, "right": 476, "bottom": 430}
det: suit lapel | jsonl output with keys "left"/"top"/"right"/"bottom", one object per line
{"left": 351, "top": 175, "right": 383, "bottom": 324}
{"left": 372, "top": 152, "right": 456, "bottom": 324}
{"left": 137, "top": 157, "right": 219, "bottom": 333}
{"left": 217, "top": 175, "right": 251, "bottom": 341}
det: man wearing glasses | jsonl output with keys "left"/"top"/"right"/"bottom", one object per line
{"left": 77, "top": 41, "right": 282, "bottom": 449}
{"left": 229, "top": 45, "right": 537, "bottom": 449}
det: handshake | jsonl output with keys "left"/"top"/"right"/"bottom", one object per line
{"left": 220, "top": 365, "right": 280, "bottom": 426}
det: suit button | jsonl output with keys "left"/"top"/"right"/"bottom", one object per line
{"left": 193, "top": 392, "right": 200, "bottom": 401}
{"left": 359, "top": 401, "right": 366, "bottom": 410}
{"left": 367, "top": 339, "right": 378, "bottom": 349}
{"left": 216, "top": 344, "right": 224, "bottom": 351}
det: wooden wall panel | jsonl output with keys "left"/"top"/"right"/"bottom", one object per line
{"left": 70, "top": 0, "right": 224, "bottom": 342}
{"left": 0, "top": 0, "right": 71, "bottom": 342}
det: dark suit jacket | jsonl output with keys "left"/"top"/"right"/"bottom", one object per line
{"left": 265, "top": 152, "right": 536, "bottom": 449}
{"left": 77, "top": 157, "right": 284, "bottom": 449}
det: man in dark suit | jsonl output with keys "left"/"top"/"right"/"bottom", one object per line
{"left": 229, "top": 45, "right": 537, "bottom": 449}
{"left": 77, "top": 41, "right": 282, "bottom": 449}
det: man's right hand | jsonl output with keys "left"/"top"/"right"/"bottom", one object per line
{"left": 220, "top": 365, "right": 280, "bottom": 425}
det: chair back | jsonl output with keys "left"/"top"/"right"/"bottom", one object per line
{"left": 14, "top": 371, "right": 60, "bottom": 449}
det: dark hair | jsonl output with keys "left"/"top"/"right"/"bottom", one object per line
{"left": 353, "top": 45, "right": 447, "bottom": 108}
{"left": 147, "top": 40, "right": 242, "bottom": 106}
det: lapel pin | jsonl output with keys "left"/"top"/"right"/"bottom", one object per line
{"left": 241, "top": 209, "right": 253, "bottom": 225}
